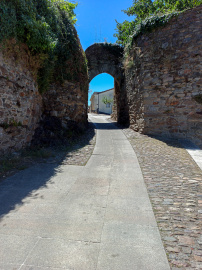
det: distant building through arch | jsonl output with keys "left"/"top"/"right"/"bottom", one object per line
{"left": 90, "top": 88, "right": 114, "bottom": 115}
{"left": 85, "top": 43, "right": 129, "bottom": 125}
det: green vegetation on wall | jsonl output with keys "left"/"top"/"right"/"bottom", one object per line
{"left": 114, "top": 0, "right": 202, "bottom": 48}
{"left": 0, "top": 0, "right": 88, "bottom": 93}
{"left": 102, "top": 96, "right": 113, "bottom": 105}
{"left": 193, "top": 94, "right": 202, "bottom": 104}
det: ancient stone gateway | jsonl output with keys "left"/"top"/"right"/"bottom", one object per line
{"left": 85, "top": 43, "right": 129, "bottom": 125}
{"left": 85, "top": 7, "right": 202, "bottom": 147}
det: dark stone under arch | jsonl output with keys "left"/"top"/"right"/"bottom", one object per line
{"left": 85, "top": 43, "right": 129, "bottom": 125}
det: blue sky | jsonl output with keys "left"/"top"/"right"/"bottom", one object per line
{"left": 75, "top": 0, "right": 133, "bottom": 104}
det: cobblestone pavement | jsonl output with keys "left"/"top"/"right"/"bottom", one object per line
{"left": 123, "top": 128, "right": 202, "bottom": 270}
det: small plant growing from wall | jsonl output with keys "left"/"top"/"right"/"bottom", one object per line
{"left": 102, "top": 96, "right": 113, "bottom": 107}
{"left": 0, "top": 119, "right": 22, "bottom": 129}
{"left": 193, "top": 94, "right": 202, "bottom": 104}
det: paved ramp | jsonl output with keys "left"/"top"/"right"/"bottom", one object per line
{"left": 0, "top": 114, "right": 170, "bottom": 270}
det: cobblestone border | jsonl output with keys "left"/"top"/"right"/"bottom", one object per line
{"left": 123, "top": 128, "right": 202, "bottom": 269}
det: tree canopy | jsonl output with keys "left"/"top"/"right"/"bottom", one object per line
{"left": 114, "top": 0, "right": 202, "bottom": 47}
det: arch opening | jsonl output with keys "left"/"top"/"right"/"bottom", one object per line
{"left": 89, "top": 73, "right": 116, "bottom": 116}
{"left": 86, "top": 43, "right": 129, "bottom": 125}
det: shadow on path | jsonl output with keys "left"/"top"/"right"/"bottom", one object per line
{"left": 92, "top": 118, "right": 200, "bottom": 150}
{"left": 0, "top": 124, "right": 95, "bottom": 220}
{"left": 147, "top": 134, "right": 201, "bottom": 150}
{"left": 0, "top": 163, "right": 61, "bottom": 219}
{"left": 91, "top": 122, "right": 119, "bottom": 130}
{"left": 1, "top": 118, "right": 200, "bottom": 221}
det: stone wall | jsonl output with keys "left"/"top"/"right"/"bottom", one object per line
{"left": 0, "top": 36, "right": 88, "bottom": 153}
{"left": 125, "top": 5, "right": 202, "bottom": 147}
{"left": 0, "top": 44, "right": 42, "bottom": 154}
{"left": 30, "top": 81, "right": 88, "bottom": 146}
{"left": 43, "top": 81, "right": 88, "bottom": 128}
{"left": 86, "top": 43, "right": 129, "bottom": 124}
{"left": 85, "top": 43, "right": 123, "bottom": 82}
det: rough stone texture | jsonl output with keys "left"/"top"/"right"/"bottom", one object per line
{"left": 34, "top": 29, "right": 89, "bottom": 147}
{"left": 0, "top": 29, "right": 88, "bottom": 153}
{"left": 0, "top": 43, "right": 42, "bottom": 154}
{"left": 125, "top": 5, "right": 202, "bottom": 147}
{"left": 43, "top": 81, "right": 87, "bottom": 128}
{"left": 85, "top": 43, "right": 129, "bottom": 125}
{"left": 85, "top": 43, "right": 123, "bottom": 82}
{"left": 31, "top": 81, "right": 88, "bottom": 147}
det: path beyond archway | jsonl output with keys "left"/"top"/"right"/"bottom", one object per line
{"left": 0, "top": 114, "right": 170, "bottom": 269}
{"left": 85, "top": 43, "right": 129, "bottom": 125}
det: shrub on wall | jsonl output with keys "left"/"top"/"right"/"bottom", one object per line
{"left": 0, "top": 0, "right": 88, "bottom": 93}
{"left": 114, "top": 0, "right": 202, "bottom": 48}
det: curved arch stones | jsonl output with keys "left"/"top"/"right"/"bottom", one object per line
{"left": 85, "top": 43, "right": 123, "bottom": 82}
{"left": 85, "top": 43, "right": 129, "bottom": 125}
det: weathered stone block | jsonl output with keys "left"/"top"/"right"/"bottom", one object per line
{"left": 125, "top": 5, "right": 202, "bottom": 147}
{"left": 0, "top": 48, "right": 42, "bottom": 155}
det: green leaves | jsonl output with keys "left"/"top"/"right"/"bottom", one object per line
{"left": 0, "top": 0, "right": 83, "bottom": 94}
{"left": 50, "top": 0, "right": 78, "bottom": 24}
{"left": 114, "top": 0, "right": 202, "bottom": 47}
{"left": 102, "top": 96, "right": 113, "bottom": 105}
{"left": 0, "top": 0, "right": 78, "bottom": 53}
{"left": 124, "top": 0, "right": 155, "bottom": 19}
{"left": 114, "top": 20, "right": 137, "bottom": 46}
{"left": 0, "top": 2, "right": 17, "bottom": 42}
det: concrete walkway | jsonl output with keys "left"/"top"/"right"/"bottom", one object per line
{"left": 0, "top": 114, "right": 170, "bottom": 270}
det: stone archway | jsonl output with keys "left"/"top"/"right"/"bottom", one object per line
{"left": 85, "top": 43, "right": 129, "bottom": 125}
